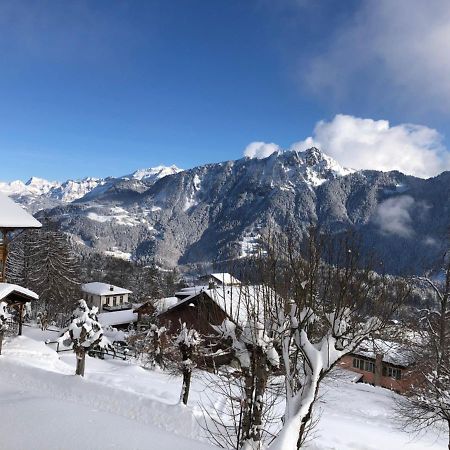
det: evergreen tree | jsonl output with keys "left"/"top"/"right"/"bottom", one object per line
{"left": 20, "top": 221, "right": 80, "bottom": 323}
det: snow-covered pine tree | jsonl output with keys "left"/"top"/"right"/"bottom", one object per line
{"left": 6, "top": 229, "right": 38, "bottom": 287}
{"left": 59, "top": 299, "right": 108, "bottom": 376}
{"left": 0, "top": 301, "right": 10, "bottom": 355}
{"left": 26, "top": 220, "right": 80, "bottom": 323}
{"left": 176, "top": 322, "right": 201, "bottom": 405}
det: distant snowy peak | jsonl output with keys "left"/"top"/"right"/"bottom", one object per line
{"left": 128, "top": 165, "right": 182, "bottom": 182}
{"left": 289, "top": 147, "right": 354, "bottom": 187}
{"left": 0, "top": 177, "right": 60, "bottom": 197}
{"left": 0, "top": 165, "right": 182, "bottom": 205}
{"left": 25, "top": 176, "right": 60, "bottom": 195}
{"left": 51, "top": 177, "right": 102, "bottom": 202}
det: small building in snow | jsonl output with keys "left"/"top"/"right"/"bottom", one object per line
{"left": 81, "top": 282, "right": 132, "bottom": 313}
{"left": 197, "top": 272, "right": 241, "bottom": 288}
{"left": 338, "top": 339, "right": 418, "bottom": 393}
{"left": 0, "top": 282, "right": 39, "bottom": 335}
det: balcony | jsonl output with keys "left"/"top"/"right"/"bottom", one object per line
{"left": 102, "top": 303, "right": 132, "bottom": 312}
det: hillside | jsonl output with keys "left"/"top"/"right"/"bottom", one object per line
{"left": 2, "top": 148, "right": 449, "bottom": 274}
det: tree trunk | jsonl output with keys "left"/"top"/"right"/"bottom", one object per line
{"left": 180, "top": 344, "right": 193, "bottom": 405}
{"left": 249, "top": 349, "right": 268, "bottom": 445}
{"left": 0, "top": 330, "right": 3, "bottom": 355}
{"left": 75, "top": 347, "right": 86, "bottom": 377}
{"left": 181, "top": 366, "right": 192, "bottom": 405}
{"left": 296, "top": 377, "right": 321, "bottom": 449}
{"left": 241, "top": 366, "right": 254, "bottom": 442}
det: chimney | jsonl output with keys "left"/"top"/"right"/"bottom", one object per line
{"left": 109, "top": 285, "right": 114, "bottom": 291}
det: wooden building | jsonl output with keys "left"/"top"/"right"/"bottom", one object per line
{"left": 158, "top": 282, "right": 270, "bottom": 335}
{"left": 0, "top": 192, "right": 42, "bottom": 282}
{"left": 338, "top": 339, "right": 417, "bottom": 393}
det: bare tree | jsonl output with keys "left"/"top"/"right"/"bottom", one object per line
{"left": 263, "top": 228, "right": 406, "bottom": 450}
{"left": 398, "top": 251, "right": 450, "bottom": 448}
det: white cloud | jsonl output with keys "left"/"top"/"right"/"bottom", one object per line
{"left": 303, "top": 0, "right": 450, "bottom": 113}
{"left": 244, "top": 141, "right": 280, "bottom": 159}
{"left": 291, "top": 114, "right": 450, "bottom": 178}
{"left": 373, "top": 195, "right": 415, "bottom": 238}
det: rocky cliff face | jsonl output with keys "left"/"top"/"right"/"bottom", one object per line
{"left": 2, "top": 149, "right": 449, "bottom": 274}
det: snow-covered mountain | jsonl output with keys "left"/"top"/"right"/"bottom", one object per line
{"left": 0, "top": 165, "right": 182, "bottom": 211}
{"left": 1, "top": 149, "right": 448, "bottom": 274}
{"left": 127, "top": 165, "right": 182, "bottom": 182}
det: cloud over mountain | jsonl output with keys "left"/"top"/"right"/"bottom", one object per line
{"left": 292, "top": 115, "right": 450, "bottom": 178}
{"left": 245, "top": 114, "right": 450, "bottom": 178}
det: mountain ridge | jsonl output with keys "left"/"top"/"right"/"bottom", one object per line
{"left": 1, "top": 149, "right": 448, "bottom": 275}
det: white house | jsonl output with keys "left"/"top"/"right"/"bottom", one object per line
{"left": 81, "top": 282, "right": 132, "bottom": 312}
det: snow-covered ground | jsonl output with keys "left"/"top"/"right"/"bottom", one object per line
{"left": 0, "top": 326, "right": 447, "bottom": 450}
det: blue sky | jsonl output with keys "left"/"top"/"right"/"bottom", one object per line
{"left": 1, "top": 0, "right": 449, "bottom": 181}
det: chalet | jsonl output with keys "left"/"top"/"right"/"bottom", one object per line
{"left": 134, "top": 296, "right": 178, "bottom": 329}
{"left": 0, "top": 192, "right": 42, "bottom": 282}
{"left": 339, "top": 339, "right": 417, "bottom": 393}
{"left": 81, "top": 282, "right": 132, "bottom": 312}
{"left": 159, "top": 280, "right": 272, "bottom": 335}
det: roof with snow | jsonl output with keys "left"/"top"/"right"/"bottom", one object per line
{"left": 165, "top": 284, "right": 275, "bottom": 327}
{"left": 0, "top": 193, "right": 42, "bottom": 229}
{"left": 200, "top": 272, "right": 241, "bottom": 286}
{"left": 81, "top": 282, "right": 132, "bottom": 296}
{"left": 0, "top": 283, "right": 39, "bottom": 303}
{"left": 353, "top": 339, "right": 414, "bottom": 367}
{"left": 98, "top": 309, "right": 138, "bottom": 327}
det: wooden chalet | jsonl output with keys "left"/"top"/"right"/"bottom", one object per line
{"left": 0, "top": 192, "right": 42, "bottom": 282}
{"left": 158, "top": 281, "right": 271, "bottom": 335}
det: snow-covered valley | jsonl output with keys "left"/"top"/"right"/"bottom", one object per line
{"left": 0, "top": 327, "right": 446, "bottom": 450}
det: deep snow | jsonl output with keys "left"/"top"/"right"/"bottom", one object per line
{"left": 0, "top": 326, "right": 447, "bottom": 450}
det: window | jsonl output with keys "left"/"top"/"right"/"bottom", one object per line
{"left": 120, "top": 295, "right": 123, "bottom": 304}
{"left": 383, "top": 365, "right": 401, "bottom": 380}
{"left": 113, "top": 296, "right": 117, "bottom": 306}
{"left": 352, "top": 358, "right": 375, "bottom": 373}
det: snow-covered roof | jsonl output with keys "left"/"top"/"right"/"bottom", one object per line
{"left": 0, "top": 283, "right": 39, "bottom": 301}
{"left": 98, "top": 310, "right": 137, "bottom": 327}
{"left": 200, "top": 273, "right": 241, "bottom": 286}
{"left": 353, "top": 339, "right": 414, "bottom": 367}
{"left": 81, "top": 282, "right": 132, "bottom": 296}
{"left": 0, "top": 193, "right": 42, "bottom": 229}
{"left": 166, "top": 284, "right": 275, "bottom": 327}
{"left": 153, "top": 296, "right": 179, "bottom": 314}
